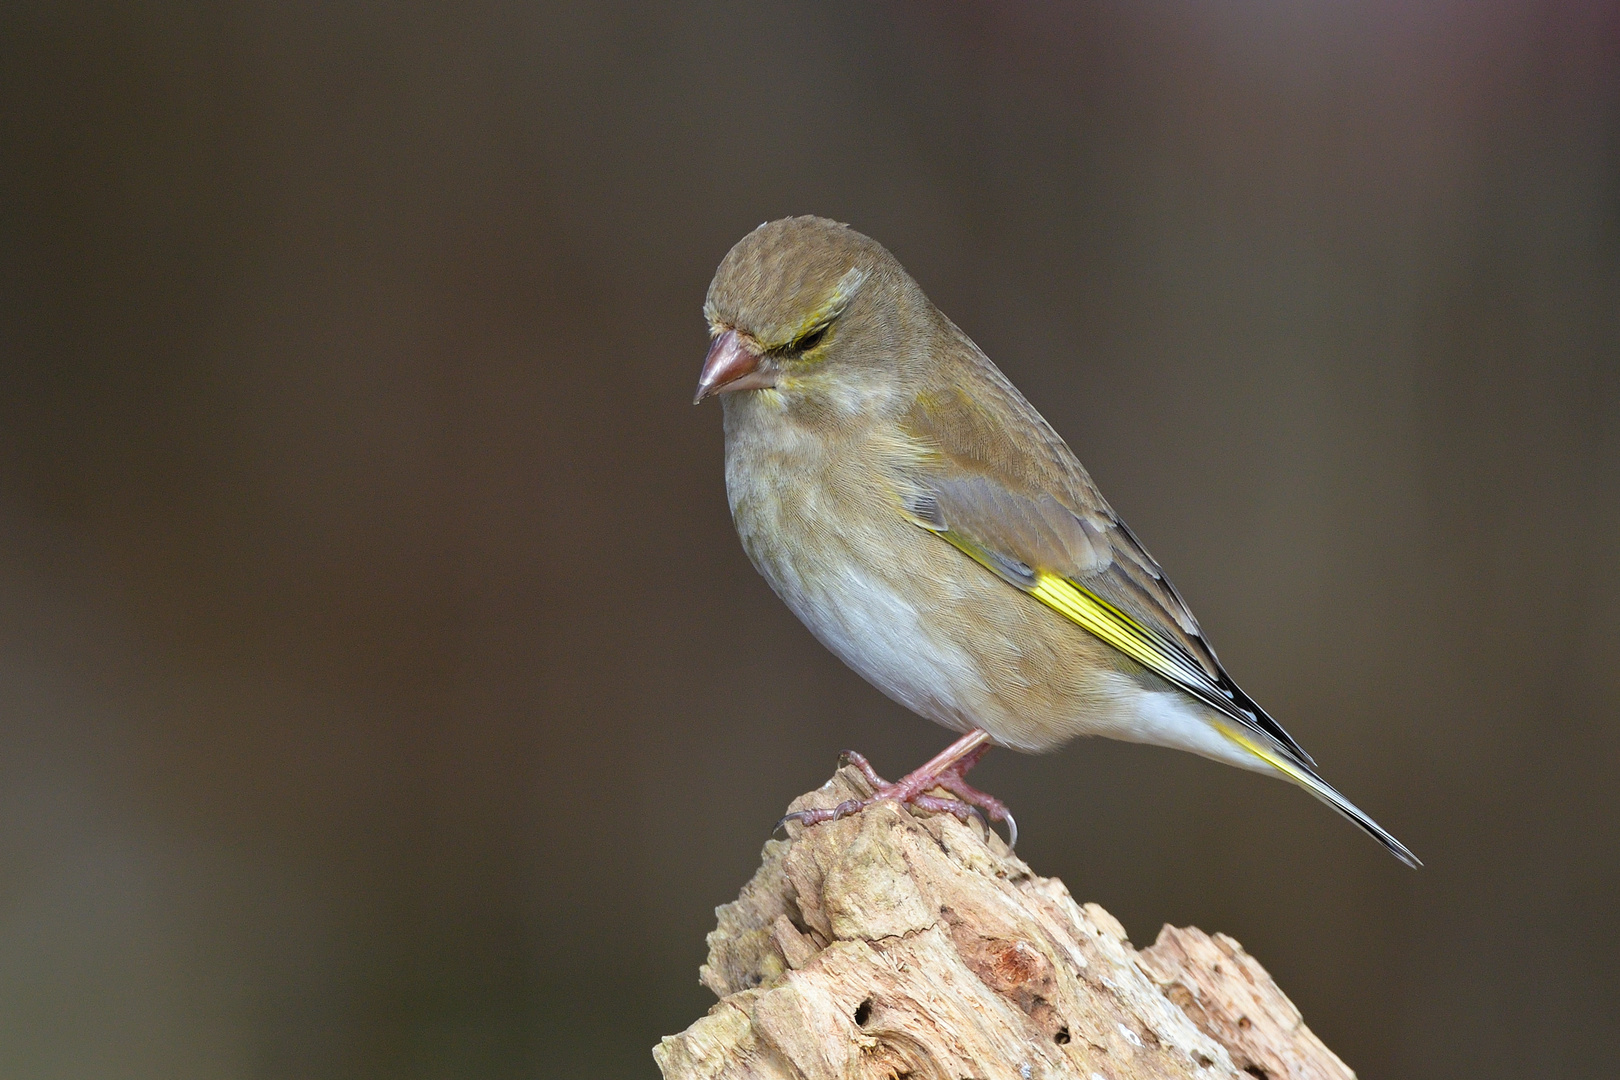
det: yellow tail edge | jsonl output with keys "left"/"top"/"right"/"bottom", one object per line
{"left": 1215, "top": 722, "right": 1421, "bottom": 868}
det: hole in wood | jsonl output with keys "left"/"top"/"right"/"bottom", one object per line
{"left": 853, "top": 998, "right": 873, "bottom": 1026}
{"left": 1054, "top": 1025, "right": 1070, "bottom": 1045}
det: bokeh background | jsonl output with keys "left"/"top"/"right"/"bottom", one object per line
{"left": 2, "top": 2, "right": 1617, "bottom": 1077}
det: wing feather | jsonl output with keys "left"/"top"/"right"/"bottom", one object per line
{"left": 899, "top": 377, "right": 1317, "bottom": 768}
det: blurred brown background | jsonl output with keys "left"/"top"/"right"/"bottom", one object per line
{"left": 1, "top": 2, "right": 1616, "bottom": 1077}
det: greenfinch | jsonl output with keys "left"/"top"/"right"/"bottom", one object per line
{"left": 695, "top": 216, "right": 1418, "bottom": 867}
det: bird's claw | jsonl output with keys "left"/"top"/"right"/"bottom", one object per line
{"left": 774, "top": 797, "right": 865, "bottom": 837}
{"left": 836, "top": 749, "right": 886, "bottom": 789}
{"left": 969, "top": 802, "right": 1018, "bottom": 850}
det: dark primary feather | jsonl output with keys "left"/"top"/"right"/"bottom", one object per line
{"left": 899, "top": 363, "right": 1318, "bottom": 770}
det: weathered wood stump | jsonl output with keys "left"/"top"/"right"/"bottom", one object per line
{"left": 655, "top": 766, "right": 1354, "bottom": 1080}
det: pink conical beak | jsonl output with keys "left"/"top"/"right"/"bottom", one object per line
{"left": 694, "top": 330, "right": 774, "bottom": 403}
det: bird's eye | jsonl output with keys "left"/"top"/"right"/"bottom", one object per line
{"left": 795, "top": 326, "right": 828, "bottom": 353}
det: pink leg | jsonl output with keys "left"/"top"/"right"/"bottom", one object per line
{"left": 780, "top": 729, "right": 1018, "bottom": 848}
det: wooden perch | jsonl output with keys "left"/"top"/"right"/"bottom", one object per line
{"left": 655, "top": 766, "right": 1356, "bottom": 1080}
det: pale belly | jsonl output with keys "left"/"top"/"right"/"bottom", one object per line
{"left": 728, "top": 461, "right": 987, "bottom": 734}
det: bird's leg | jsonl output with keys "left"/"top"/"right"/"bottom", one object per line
{"left": 779, "top": 729, "right": 1017, "bottom": 847}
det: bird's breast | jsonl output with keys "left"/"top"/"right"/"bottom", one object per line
{"left": 719, "top": 397, "right": 990, "bottom": 731}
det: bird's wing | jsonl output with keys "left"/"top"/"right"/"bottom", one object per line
{"left": 898, "top": 379, "right": 1317, "bottom": 768}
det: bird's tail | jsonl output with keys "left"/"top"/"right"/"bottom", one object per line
{"left": 1215, "top": 722, "right": 1421, "bottom": 868}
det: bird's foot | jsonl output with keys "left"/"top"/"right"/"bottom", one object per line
{"left": 776, "top": 734, "right": 1017, "bottom": 848}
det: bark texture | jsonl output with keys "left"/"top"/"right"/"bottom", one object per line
{"left": 655, "top": 766, "right": 1355, "bottom": 1080}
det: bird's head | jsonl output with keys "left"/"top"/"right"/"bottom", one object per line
{"left": 695, "top": 217, "right": 929, "bottom": 413}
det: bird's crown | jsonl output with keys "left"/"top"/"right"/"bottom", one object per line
{"left": 704, "top": 216, "right": 902, "bottom": 353}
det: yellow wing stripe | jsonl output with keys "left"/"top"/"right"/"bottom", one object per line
{"left": 1030, "top": 573, "right": 1159, "bottom": 669}
{"left": 936, "top": 532, "right": 1216, "bottom": 705}
{"left": 1027, "top": 572, "right": 1204, "bottom": 688}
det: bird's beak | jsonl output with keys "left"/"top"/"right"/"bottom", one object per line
{"left": 694, "top": 330, "right": 774, "bottom": 403}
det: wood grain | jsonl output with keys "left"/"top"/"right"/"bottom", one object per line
{"left": 656, "top": 767, "right": 1355, "bottom": 1080}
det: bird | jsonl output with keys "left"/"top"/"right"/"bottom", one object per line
{"left": 694, "top": 215, "right": 1418, "bottom": 867}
